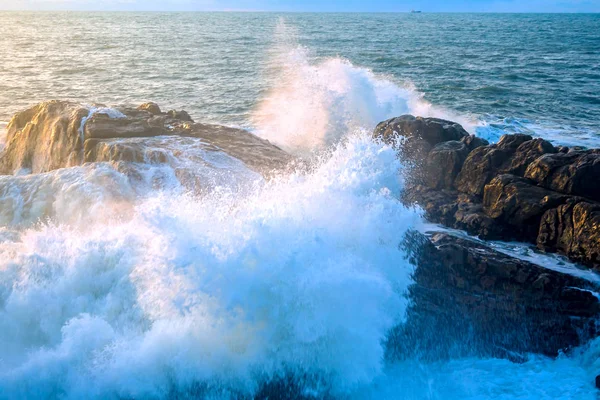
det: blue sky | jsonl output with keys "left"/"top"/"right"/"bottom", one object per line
{"left": 0, "top": 0, "right": 599, "bottom": 12}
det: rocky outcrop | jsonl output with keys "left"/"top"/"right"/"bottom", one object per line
{"left": 389, "top": 231, "right": 600, "bottom": 360}
{"left": 378, "top": 115, "right": 600, "bottom": 270}
{"left": 0, "top": 101, "right": 89, "bottom": 174}
{"left": 0, "top": 100, "right": 293, "bottom": 178}
{"left": 525, "top": 151, "right": 600, "bottom": 202}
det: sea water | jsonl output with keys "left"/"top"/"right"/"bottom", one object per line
{"left": 0, "top": 12, "right": 599, "bottom": 399}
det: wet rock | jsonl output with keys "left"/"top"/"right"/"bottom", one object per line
{"left": 85, "top": 112, "right": 169, "bottom": 140}
{"left": 391, "top": 231, "right": 600, "bottom": 360}
{"left": 454, "top": 134, "right": 542, "bottom": 197}
{"left": 525, "top": 151, "right": 600, "bottom": 202}
{"left": 0, "top": 101, "right": 89, "bottom": 174}
{"left": 425, "top": 140, "right": 469, "bottom": 189}
{"left": 167, "top": 109, "right": 194, "bottom": 122}
{"left": 0, "top": 101, "right": 293, "bottom": 179}
{"left": 137, "top": 102, "right": 162, "bottom": 115}
{"left": 504, "top": 138, "right": 557, "bottom": 176}
{"left": 538, "top": 200, "right": 600, "bottom": 270}
{"left": 374, "top": 115, "right": 469, "bottom": 148}
{"left": 461, "top": 134, "right": 489, "bottom": 152}
{"left": 483, "top": 174, "right": 572, "bottom": 240}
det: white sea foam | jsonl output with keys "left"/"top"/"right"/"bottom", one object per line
{"left": 252, "top": 20, "right": 477, "bottom": 155}
{"left": 0, "top": 133, "right": 424, "bottom": 398}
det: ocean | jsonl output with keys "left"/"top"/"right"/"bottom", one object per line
{"left": 0, "top": 11, "right": 600, "bottom": 399}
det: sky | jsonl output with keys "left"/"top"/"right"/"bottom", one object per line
{"left": 0, "top": 0, "right": 599, "bottom": 12}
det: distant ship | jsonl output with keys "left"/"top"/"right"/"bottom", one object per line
{"left": 411, "top": 10, "right": 422, "bottom": 13}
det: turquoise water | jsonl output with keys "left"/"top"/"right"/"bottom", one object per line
{"left": 0, "top": 12, "right": 598, "bottom": 145}
{"left": 1, "top": 12, "right": 600, "bottom": 400}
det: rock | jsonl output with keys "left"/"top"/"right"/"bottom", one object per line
{"left": 461, "top": 134, "right": 489, "bottom": 152}
{"left": 167, "top": 109, "right": 193, "bottom": 122}
{"left": 525, "top": 151, "right": 600, "bottom": 202}
{"left": 538, "top": 200, "right": 600, "bottom": 270}
{"left": 425, "top": 140, "right": 469, "bottom": 189}
{"left": 0, "top": 101, "right": 293, "bottom": 179}
{"left": 390, "top": 231, "right": 600, "bottom": 359}
{"left": 483, "top": 174, "right": 572, "bottom": 240}
{"left": 454, "top": 145, "right": 510, "bottom": 196}
{"left": 402, "top": 185, "right": 507, "bottom": 240}
{"left": 503, "top": 138, "right": 557, "bottom": 176}
{"left": 454, "top": 134, "right": 546, "bottom": 197}
{"left": 596, "top": 375, "right": 600, "bottom": 389}
{"left": 137, "top": 102, "right": 162, "bottom": 115}
{"left": 84, "top": 112, "right": 168, "bottom": 140}
{"left": 0, "top": 101, "right": 89, "bottom": 174}
{"left": 374, "top": 115, "right": 469, "bottom": 147}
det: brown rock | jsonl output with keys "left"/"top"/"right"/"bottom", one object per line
{"left": 0, "top": 101, "right": 89, "bottom": 174}
{"left": 374, "top": 115, "right": 469, "bottom": 148}
{"left": 525, "top": 151, "right": 600, "bottom": 202}
{"left": 425, "top": 140, "right": 469, "bottom": 189}
{"left": 483, "top": 174, "right": 571, "bottom": 239}
{"left": 454, "top": 134, "right": 539, "bottom": 197}
{"left": 538, "top": 200, "right": 600, "bottom": 269}
{"left": 461, "top": 134, "right": 489, "bottom": 152}
{"left": 167, "top": 109, "right": 194, "bottom": 122}
{"left": 136, "top": 102, "right": 162, "bottom": 115}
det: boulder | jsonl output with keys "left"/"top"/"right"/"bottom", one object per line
{"left": 374, "top": 115, "right": 469, "bottom": 148}
{"left": 137, "top": 102, "right": 162, "bottom": 115}
{"left": 454, "top": 134, "right": 546, "bottom": 197}
{"left": 167, "top": 109, "right": 194, "bottom": 122}
{"left": 461, "top": 134, "right": 489, "bottom": 152}
{"left": 0, "top": 101, "right": 89, "bottom": 174}
{"left": 0, "top": 101, "right": 293, "bottom": 179}
{"left": 425, "top": 140, "right": 469, "bottom": 189}
{"left": 483, "top": 174, "right": 572, "bottom": 240}
{"left": 538, "top": 200, "right": 600, "bottom": 270}
{"left": 525, "top": 151, "right": 600, "bottom": 202}
{"left": 391, "top": 231, "right": 600, "bottom": 359}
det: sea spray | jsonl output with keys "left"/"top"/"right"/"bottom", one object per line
{"left": 0, "top": 133, "right": 423, "bottom": 398}
{"left": 252, "top": 19, "right": 477, "bottom": 155}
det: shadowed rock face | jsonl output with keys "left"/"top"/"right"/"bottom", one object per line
{"left": 379, "top": 114, "right": 600, "bottom": 270}
{"left": 0, "top": 100, "right": 294, "bottom": 178}
{"left": 391, "top": 231, "right": 600, "bottom": 360}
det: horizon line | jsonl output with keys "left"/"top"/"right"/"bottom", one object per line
{"left": 0, "top": 10, "right": 598, "bottom": 13}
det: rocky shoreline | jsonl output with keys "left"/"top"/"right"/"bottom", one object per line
{"left": 1, "top": 101, "right": 599, "bottom": 362}
{"left": 375, "top": 115, "right": 600, "bottom": 270}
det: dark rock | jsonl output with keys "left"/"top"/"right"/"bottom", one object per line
{"left": 461, "top": 134, "right": 489, "bottom": 152}
{"left": 504, "top": 138, "right": 557, "bottom": 176}
{"left": 525, "top": 151, "right": 600, "bottom": 202}
{"left": 483, "top": 174, "right": 572, "bottom": 240}
{"left": 389, "top": 231, "right": 600, "bottom": 360}
{"left": 538, "top": 200, "right": 600, "bottom": 270}
{"left": 136, "top": 102, "right": 162, "bottom": 115}
{"left": 167, "top": 109, "right": 194, "bottom": 122}
{"left": 425, "top": 140, "right": 469, "bottom": 189}
{"left": 454, "top": 145, "right": 511, "bottom": 196}
{"left": 374, "top": 115, "right": 469, "bottom": 148}
{"left": 454, "top": 134, "right": 549, "bottom": 197}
